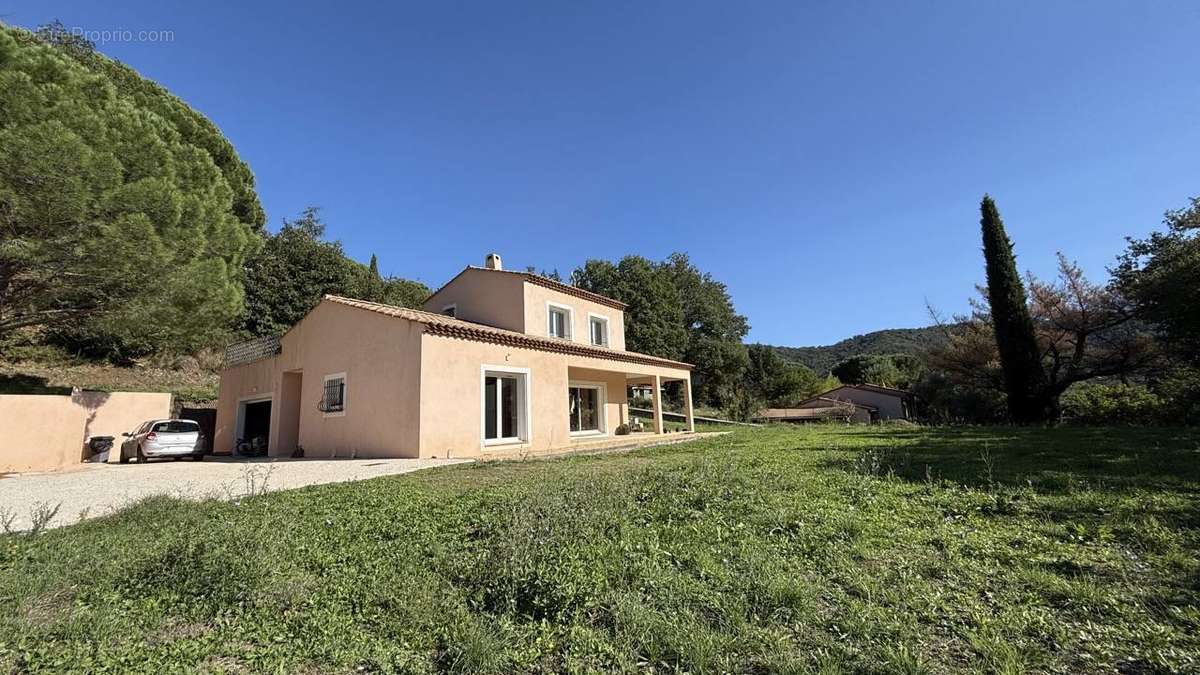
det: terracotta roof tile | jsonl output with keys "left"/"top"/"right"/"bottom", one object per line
{"left": 324, "top": 295, "right": 690, "bottom": 370}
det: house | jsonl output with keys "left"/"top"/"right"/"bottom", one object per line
{"left": 215, "top": 254, "right": 695, "bottom": 460}
{"left": 754, "top": 383, "right": 913, "bottom": 424}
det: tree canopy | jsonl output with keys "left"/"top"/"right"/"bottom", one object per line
{"left": 831, "top": 353, "right": 924, "bottom": 390}
{"left": 571, "top": 256, "right": 689, "bottom": 360}
{"left": 745, "top": 344, "right": 836, "bottom": 407}
{"left": 571, "top": 253, "right": 749, "bottom": 408}
{"left": 242, "top": 208, "right": 430, "bottom": 337}
{"left": 1114, "top": 197, "right": 1200, "bottom": 364}
{"left": 0, "top": 23, "right": 264, "bottom": 358}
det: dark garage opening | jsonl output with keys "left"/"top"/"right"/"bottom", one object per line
{"left": 242, "top": 400, "right": 272, "bottom": 451}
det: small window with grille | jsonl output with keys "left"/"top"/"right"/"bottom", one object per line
{"left": 321, "top": 373, "right": 346, "bottom": 416}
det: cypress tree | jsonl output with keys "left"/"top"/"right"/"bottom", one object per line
{"left": 364, "top": 254, "right": 386, "bottom": 302}
{"left": 979, "top": 195, "right": 1049, "bottom": 423}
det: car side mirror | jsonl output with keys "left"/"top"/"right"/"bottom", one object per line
{"left": 122, "top": 432, "right": 131, "bottom": 437}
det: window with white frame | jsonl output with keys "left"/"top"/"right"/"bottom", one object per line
{"left": 482, "top": 367, "right": 529, "bottom": 444}
{"left": 588, "top": 314, "right": 609, "bottom": 347}
{"left": 547, "top": 303, "right": 573, "bottom": 339}
{"left": 321, "top": 373, "right": 346, "bottom": 416}
{"left": 568, "top": 383, "right": 605, "bottom": 434}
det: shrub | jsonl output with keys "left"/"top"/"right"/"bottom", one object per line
{"left": 1060, "top": 382, "right": 1163, "bottom": 425}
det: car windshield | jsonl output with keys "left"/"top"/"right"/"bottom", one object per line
{"left": 152, "top": 421, "right": 200, "bottom": 433}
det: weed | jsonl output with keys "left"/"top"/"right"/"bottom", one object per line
{"left": 26, "top": 502, "right": 61, "bottom": 534}
{"left": 980, "top": 444, "right": 996, "bottom": 489}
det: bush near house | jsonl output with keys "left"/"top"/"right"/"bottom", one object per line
{"left": 2, "top": 425, "right": 1197, "bottom": 673}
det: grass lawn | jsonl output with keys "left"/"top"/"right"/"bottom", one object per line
{"left": 2, "top": 425, "right": 1198, "bottom": 673}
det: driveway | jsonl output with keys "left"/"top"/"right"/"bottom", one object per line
{"left": 0, "top": 456, "right": 469, "bottom": 531}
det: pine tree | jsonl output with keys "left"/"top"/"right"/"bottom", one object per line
{"left": 0, "top": 25, "right": 264, "bottom": 357}
{"left": 979, "top": 195, "right": 1049, "bottom": 423}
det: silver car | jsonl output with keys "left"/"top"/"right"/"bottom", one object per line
{"left": 120, "top": 419, "right": 206, "bottom": 463}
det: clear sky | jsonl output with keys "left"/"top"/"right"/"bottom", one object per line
{"left": 5, "top": 2, "right": 1199, "bottom": 346}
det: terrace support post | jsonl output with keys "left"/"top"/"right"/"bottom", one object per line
{"left": 684, "top": 377, "right": 695, "bottom": 433}
{"left": 652, "top": 375, "right": 664, "bottom": 435}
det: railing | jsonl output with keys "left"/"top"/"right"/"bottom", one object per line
{"left": 223, "top": 335, "right": 281, "bottom": 368}
{"left": 628, "top": 407, "right": 761, "bottom": 427}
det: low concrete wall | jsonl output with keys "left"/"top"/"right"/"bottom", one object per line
{"left": 0, "top": 391, "right": 172, "bottom": 473}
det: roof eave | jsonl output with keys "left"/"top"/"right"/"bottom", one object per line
{"left": 322, "top": 295, "right": 689, "bottom": 371}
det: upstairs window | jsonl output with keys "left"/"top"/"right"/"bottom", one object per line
{"left": 547, "top": 303, "right": 573, "bottom": 339}
{"left": 589, "top": 314, "right": 609, "bottom": 347}
{"left": 442, "top": 304, "right": 457, "bottom": 318}
{"left": 322, "top": 373, "right": 346, "bottom": 416}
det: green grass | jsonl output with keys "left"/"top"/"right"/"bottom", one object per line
{"left": 2, "top": 425, "right": 1198, "bottom": 673}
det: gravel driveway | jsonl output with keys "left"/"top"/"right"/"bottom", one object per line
{"left": 0, "top": 456, "right": 469, "bottom": 531}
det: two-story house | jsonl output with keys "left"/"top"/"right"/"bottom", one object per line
{"left": 214, "top": 254, "right": 694, "bottom": 459}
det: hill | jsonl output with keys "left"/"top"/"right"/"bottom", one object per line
{"left": 767, "top": 325, "right": 949, "bottom": 374}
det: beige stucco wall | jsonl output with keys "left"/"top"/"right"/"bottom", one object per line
{"left": 214, "top": 358, "right": 275, "bottom": 454}
{"left": 217, "top": 297, "right": 688, "bottom": 462}
{"left": 522, "top": 283, "right": 626, "bottom": 351}
{"left": 417, "top": 334, "right": 686, "bottom": 459}
{"left": 215, "top": 301, "right": 423, "bottom": 458}
{"left": 0, "top": 391, "right": 171, "bottom": 473}
{"left": 422, "top": 268, "right": 527, "bottom": 332}
{"left": 424, "top": 268, "right": 628, "bottom": 351}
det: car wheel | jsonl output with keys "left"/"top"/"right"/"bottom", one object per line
{"left": 119, "top": 449, "right": 129, "bottom": 464}
{"left": 193, "top": 454, "right": 204, "bottom": 461}
{"left": 136, "top": 446, "right": 147, "bottom": 463}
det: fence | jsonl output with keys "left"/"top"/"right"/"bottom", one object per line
{"left": 224, "top": 335, "right": 281, "bottom": 368}
{"left": 628, "top": 407, "right": 761, "bottom": 427}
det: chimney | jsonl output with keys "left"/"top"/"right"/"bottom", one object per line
{"left": 484, "top": 253, "right": 503, "bottom": 270}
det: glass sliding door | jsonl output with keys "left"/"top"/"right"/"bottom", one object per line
{"left": 485, "top": 376, "right": 498, "bottom": 439}
{"left": 568, "top": 384, "right": 603, "bottom": 435}
{"left": 500, "top": 376, "right": 517, "bottom": 438}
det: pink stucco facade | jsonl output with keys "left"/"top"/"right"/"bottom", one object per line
{"left": 216, "top": 265, "right": 693, "bottom": 460}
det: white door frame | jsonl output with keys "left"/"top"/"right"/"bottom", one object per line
{"left": 235, "top": 393, "right": 274, "bottom": 442}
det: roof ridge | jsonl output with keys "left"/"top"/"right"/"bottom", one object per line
{"left": 853, "top": 383, "right": 911, "bottom": 395}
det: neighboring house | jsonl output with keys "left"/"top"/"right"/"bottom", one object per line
{"left": 215, "top": 254, "right": 694, "bottom": 460}
{"left": 754, "top": 384, "right": 913, "bottom": 424}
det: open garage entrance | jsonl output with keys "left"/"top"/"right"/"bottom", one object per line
{"left": 236, "top": 396, "right": 272, "bottom": 455}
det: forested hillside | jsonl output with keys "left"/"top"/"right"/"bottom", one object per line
{"left": 768, "top": 326, "right": 949, "bottom": 374}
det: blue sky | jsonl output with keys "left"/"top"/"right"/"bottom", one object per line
{"left": 6, "top": 2, "right": 1199, "bottom": 346}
